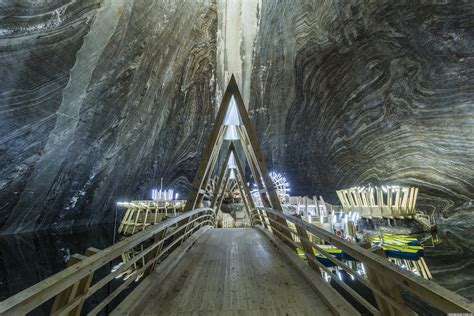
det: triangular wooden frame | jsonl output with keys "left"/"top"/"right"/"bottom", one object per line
{"left": 184, "top": 75, "right": 283, "bottom": 213}
{"left": 184, "top": 75, "right": 292, "bottom": 241}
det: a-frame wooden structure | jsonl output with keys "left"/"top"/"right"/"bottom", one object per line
{"left": 184, "top": 75, "right": 291, "bottom": 238}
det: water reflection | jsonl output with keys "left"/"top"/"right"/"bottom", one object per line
{"left": 0, "top": 223, "right": 471, "bottom": 314}
{"left": 0, "top": 225, "right": 116, "bottom": 315}
{"left": 423, "top": 227, "right": 474, "bottom": 301}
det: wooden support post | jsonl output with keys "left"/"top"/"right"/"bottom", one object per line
{"left": 233, "top": 145, "right": 267, "bottom": 228}
{"left": 313, "top": 196, "right": 319, "bottom": 217}
{"left": 143, "top": 228, "right": 168, "bottom": 277}
{"left": 184, "top": 116, "right": 226, "bottom": 212}
{"left": 235, "top": 129, "right": 294, "bottom": 245}
{"left": 362, "top": 244, "right": 405, "bottom": 316}
{"left": 304, "top": 197, "right": 309, "bottom": 219}
{"left": 216, "top": 172, "right": 231, "bottom": 212}
{"left": 232, "top": 145, "right": 254, "bottom": 209}
{"left": 50, "top": 248, "right": 99, "bottom": 316}
{"left": 294, "top": 216, "right": 321, "bottom": 273}
{"left": 234, "top": 137, "right": 275, "bottom": 230}
{"left": 191, "top": 130, "right": 225, "bottom": 210}
{"left": 210, "top": 143, "right": 233, "bottom": 209}
{"left": 235, "top": 173, "right": 251, "bottom": 220}
{"left": 235, "top": 133, "right": 272, "bottom": 208}
{"left": 180, "top": 146, "right": 233, "bottom": 244}
{"left": 193, "top": 128, "right": 225, "bottom": 209}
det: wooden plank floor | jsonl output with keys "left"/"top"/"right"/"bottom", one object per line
{"left": 140, "top": 228, "right": 333, "bottom": 315}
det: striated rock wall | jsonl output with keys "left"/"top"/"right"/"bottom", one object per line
{"left": 0, "top": 0, "right": 472, "bottom": 232}
{"left": 249, "top": 0, "right": 474, "bottom": 218}
{"left": 216, "top": 0, "right": 260, "bottom": 106}
{"left": 0, "top": 0, "right": 217, "bottom": 233}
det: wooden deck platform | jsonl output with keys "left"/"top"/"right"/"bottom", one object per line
{"left": 117, "top": 228, "right": 341, "bottom": 315}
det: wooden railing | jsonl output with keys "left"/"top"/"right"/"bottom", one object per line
{"left": 251, "top": 207, "right": 474, "bottom": 315}
{"left": 0, "top": 208, "right": 216, "bottom": 315}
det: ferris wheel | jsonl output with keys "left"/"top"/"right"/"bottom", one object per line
{"left": 269, "top": 172, "right": 290, "bottom": 200}
{"left": 251, "top": 172, "right": 290, "bottom": 205}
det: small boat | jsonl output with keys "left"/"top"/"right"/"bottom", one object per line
{"left": 372, "top": 234, "right": 420, "bottom": 246}
{"left": 371, "top": 234, "right": 424, "bottom": 260}
{"left": 296, "top": 233, "right": 425, "bottom": 267}
{"left": 380, "top": 244, "right": 424, "bottom": 260}
{"left": 297, "top": 246, "right": 343, "bottom": 267}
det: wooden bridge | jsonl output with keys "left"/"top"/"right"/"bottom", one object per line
{"left": 1, "top": 76, "right": 472, "bottom": 315}
{"left": 0, "top": 208, "right": 473, "bottom": 315}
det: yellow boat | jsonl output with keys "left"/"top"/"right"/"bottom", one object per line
{"left": 374, "top": 234, "right": 420, "bottom": 246}
{"left": 297, "top": 245, "right": 343, "bottom": 267}
{"left": 372, "top": 234, "right": 424, "bottom": 260}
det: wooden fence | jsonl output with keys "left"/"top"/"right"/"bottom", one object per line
{"left": 251, "top": 207, "right": 474, "bottom": 315}
{"left": 0, "top": 208, "right": 215, "bottom": 315}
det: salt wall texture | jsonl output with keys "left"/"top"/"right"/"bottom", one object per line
{"left": 249, "top": 0, "right": 474, "bottom": 220}
{"left": 0, "top": 0, "right": 472, "bottom": 233}
{"left": 0, "top": 0, "right": 217, "bottom": 233}
{"left": 216, "top": 0, "right": 260, "bottom": 106}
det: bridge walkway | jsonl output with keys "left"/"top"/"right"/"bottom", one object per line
{"left": 128, "top": 228, "right": 335, "bottom": 315}
{"left": 2, "top": 208, "right": 472, "bottom": 315}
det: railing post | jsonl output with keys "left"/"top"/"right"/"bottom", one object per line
{"left": 362, "top": 244, "right": 405, "bottom": 316}
{"left": 50, "top": 247, "right": 99, "bottom": 316}
{"left": 143, "top": 228, "right": 169, "bottom": 277}
{"left": 294, "top": 215, "right": 320, "bottom": 273}
{"left": 257, "top": 209, "right": 269, "bottom": 229}
{"left": 178, "top": 219, "right": 194, "bottom": 248}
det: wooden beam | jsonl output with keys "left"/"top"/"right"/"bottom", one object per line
{"left": 50, "top": 248, "right": 100, "bottom": 316}
{"left": 191, "top": 127, "right": 226, "bottom": 210}
{"left": 362, "top": 243, "right": 405, "bottom": 315}
{"left": 232, "top": 143, "right": 255, "bottom": 210}
{"left": 234, "top": 127, "right": 294, "bottom": 244}
{"left": 184, "top": 82, "right": 235, "bottom": 212}
{"left": 294, "top": 215, "right": 320, "bottom": 273}
{"left": 233, "top": 163, "right": 252, "bottom": 218}
{"left": 216, "top": 169, "right": 231, "bottom": 213}
{"left": 210, "top": 142, "right": 233, "bottom": 209}
{"left": 234, "top": 134, "right": 272, "bottom": 208}
{"left": 193, "top": 127, "right": 227, "bottom": 209}
{"left": 235, "top": 175, "right": 250, "bottom": 218}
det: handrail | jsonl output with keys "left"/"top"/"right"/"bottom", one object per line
{"left": 251, "top": 207, "right": 474, "bottom": 314}
{"left": 0, "top": 207, "right": 216, "bottom": 315}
